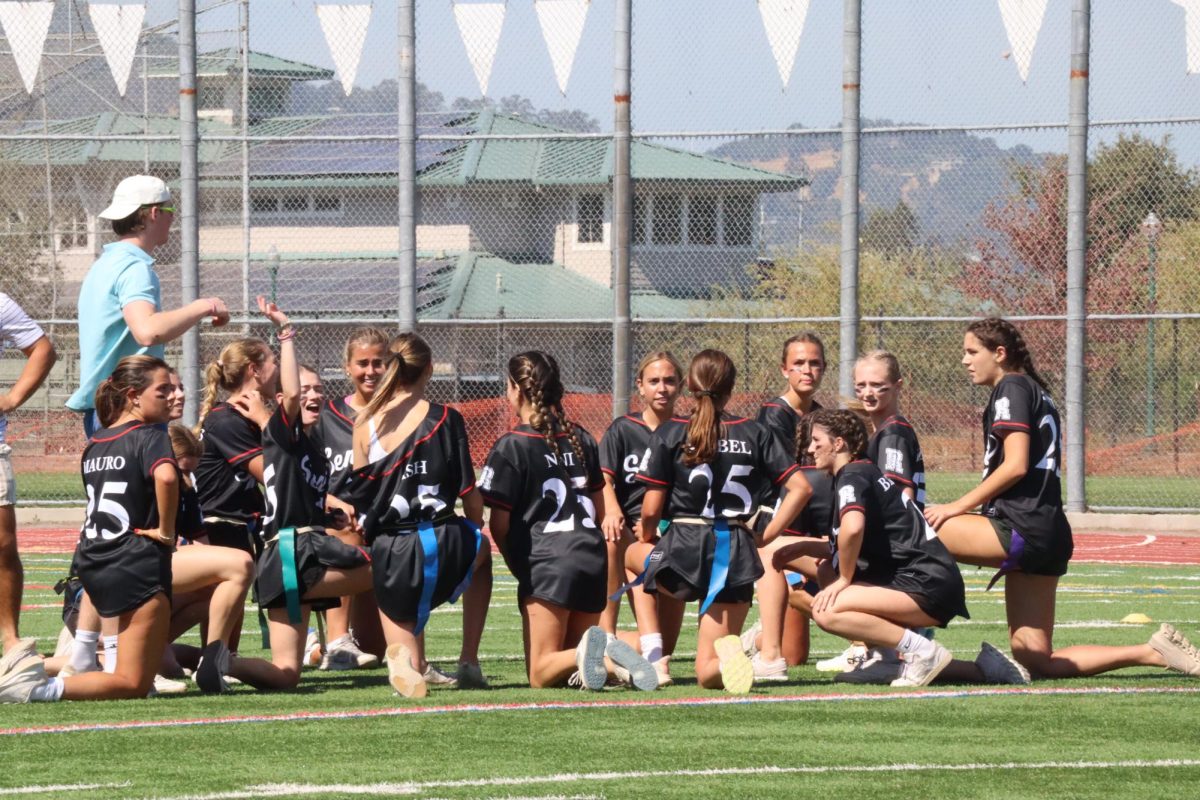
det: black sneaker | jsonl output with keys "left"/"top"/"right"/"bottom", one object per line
{"left": 196, "top": 641, "right": 231, "bottom": 694}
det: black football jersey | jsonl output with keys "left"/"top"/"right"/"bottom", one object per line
{"left": 981, "top": 373, "right": 1071, "bottom": 537}
{"left": 347, "top": 403, "right": 476, "bottom": 538}
{"left": 832, "top": 460, "right": 953, "bottom": 581}
{"left": 756, "top": 397, "right": 822, "bottom": 455}
{"left": 195, "top": 402, "right": 263, "bottom": 522}
{"left": 636, "top": 414, "right": 798, "bottom": 521}
{"left": 260, "top": 406, "right": 329, "bottom": 540}
{"left": 178, "top": 480, "right": 204, "bottom": 541}
{"left": 792, "top": 466, "right": 835, "bottom": 538}
{"left": 599, "top": 414, "right": 654, "bottom": 519}
{"left": 314, "top": 396, "right": 357, "bottom": 504}
{"left": 480, "top": 423, "right": 604, "bottom": 539}
{"left": 867, "top": 415, "right": 927, "bottom": 509}
{"left": 80, "top": 422, "right": 178, "bottom": 543}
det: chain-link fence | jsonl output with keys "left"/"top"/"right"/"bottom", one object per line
{"left": 2, "top": 0, "right": 1197, "bottom": 509}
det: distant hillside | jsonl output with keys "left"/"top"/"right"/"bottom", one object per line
{"left": 709, "top": 121, "right": 1046, "bottom": 251}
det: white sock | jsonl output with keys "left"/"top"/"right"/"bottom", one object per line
{"left": 640, "top": 633, "right": 663, "bottom": 664}
{"left": 102, "top": 635, "right": 118, "bottom": 674}
{"left": 69, "top": 630, "right": 100, "bottom": 672}
{"left": 327, "top": 634, "right": 350, "bottom": 651}
{"left": 897, "top": 629, "right": 936, "bottom": 659}
{"left": 29, "top": 677, "right": 64, "bottom": 702}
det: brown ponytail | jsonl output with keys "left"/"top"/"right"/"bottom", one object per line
{"left": 508, "top": 351, "right": 587, "bottom": 473}
{"left": 357, "top": 332, "right": 433, "bottom": 425}
{"left": 966, "top": 317, "right": 1049, "bottom": 392}
{"left": 94, "top": 355, "right": 172, "bottom": 428}
{"left": 683, "top": 349, "right": 736, "bottom": 467}
{"left": 195, "top": 338, "right": 273, "bottom": 431}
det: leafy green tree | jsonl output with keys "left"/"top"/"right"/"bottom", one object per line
{"left": 861, "top": 201, "right": 919, "bottom": 256}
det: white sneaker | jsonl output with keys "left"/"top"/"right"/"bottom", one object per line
{"left": 891, "top": 642, "right": 953, "bottom": 687}
{"left": 0, "top": 637, "right": 36, "bottom": 677}
{"left": 455, "top": 661, "right": 489, "bottom": 690}
{"left": 714, "top": 635, "right": 753, "bottom": 695}
{"left": 653, "top": 656, "right": 673, "bottom": 688}
{"left": 740, "top": 619, "right": 762, "bottom": 658}
{"left": 303, "top": 629, "right": 322, "bottom": 669}
{"left": 149, "top": 674, "right": 189, "bottom": 696}
{"left": 816, "top": 643, "right": 867, "bottom": 673}
{"left": 574, "top": 626, "right": 608, "bottom": 691}
{"left": 0, "top": 655, "right": 47, "bottom": 703}
{"left": 751, "top": 653, "right": 788, "bottom": 682}
{"left": 975, "top": 642, "right": 1031, "bottom": 685}
{"left": 605, "top": 638, "right": 657, "bottom": 691}
{"left": 422, "top": 663, "right": 458, "bottom": 686}
{"left": 385, "top": 643, "right": 427, "bottom": 699}
{"left": 321, "top": 637, "right": 380, "bottom": 671}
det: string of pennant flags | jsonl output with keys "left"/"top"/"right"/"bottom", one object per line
{"left": 1, "top": 0, "right": 1199, "bottom": 98}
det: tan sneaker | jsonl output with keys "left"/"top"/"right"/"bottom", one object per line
{"left": 891, "top": 642, "right": 953, "bottom": 688}
{"left": 714, "top": 635, "right": 753, "bottom": 695}
{"left": 386, "top": 643, "right": 427, "bottom": 699}
{"left": 1149, "top": 623, "right": 1200, "bottom": 677}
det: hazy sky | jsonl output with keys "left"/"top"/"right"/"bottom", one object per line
{"left": 167, "top": 0, "right": 1200, "bottom": 161}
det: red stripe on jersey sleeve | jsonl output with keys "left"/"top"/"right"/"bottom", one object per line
{"left": 992, "top": 421, "right": 1030, "bottom": 430}
{"left": 773, "top": 463, "right": 800, "bottom": 485}
{"left": 839, "top": 504, "right": 866, "bottom": 518}
{"left": 600, "top": 466, "right": 617, "bottom": 476}
{"left": 883, "top": 472, "right": 915, "bottom": 487}
{"left": 458, "top": 483, "right": 476, "bottom": 497}
{"left": 227, "top": 446, "right": 263, "bottom": 465}
{"left": 147, "top": 456, "right": 178, "bottom": 478}
{"left": 635, "top": 474, "right": 669, "bottom": 486}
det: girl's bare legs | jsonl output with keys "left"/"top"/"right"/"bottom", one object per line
{"left": 171, "top": 544, "right": 254, "bottom": 644}
{"left": 600, "top": 534, "right": 629, "bottom": 634}
{"left": 524, "top": 598, "right": 600, "bottom": 688}
{"left": 695, "top": 602, "right": 750, "bottom": 689}
{"left": 61, "top": 594, "right": 170, "bottom": 700}
{"left": 459, "top": 543, "right": 492, "bottom": 667}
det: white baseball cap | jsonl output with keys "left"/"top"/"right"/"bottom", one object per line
{"left": 98, "top": 175, "right": 173, "bottom": 220}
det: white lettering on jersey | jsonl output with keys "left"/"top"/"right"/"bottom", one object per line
{"left": 402, "top": 460, "right": 428, "bottom": 478}
{"left": 716, "top": 439, "right": 751, "bottom": 454}
{"left": 478, "top": 465, "right": 495, "bottom": 491}
{"left": 299, "top": 455, "right": 329, "bottom": 494}
{"left": 877, "top": 476, "right": 894, "bottom": 492}
{"left": 884, "top": 447, "right": 905, "bottom": 475}
{"left": 82, "top": 455, "right": 127, "bottom": 474}
{"left": 325, "top": 446, "right": 353, "bottom": 475}
{"left": 994, "top": 397, "right": 1011, "bottom": 421}
{"left": 543, "top": 451, "right": 577, "bottom": 468}
{"left": 838, "top": 485, "right": 857, "bottom": 508}
{"left": 622, "top": 453, "right": 641, "bottom": 484}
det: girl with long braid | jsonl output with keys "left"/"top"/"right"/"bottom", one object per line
{"left": 925, "top": 318, "right": 1200, "bottom": 680}
{"left": 637, "top": 350, "right": 812, "bottom": 693}
{"left": 344, "top": 332, "right": 489, "bottom": 698}
{"left": 480, "top": 351, "right": 655, "bottom": 691}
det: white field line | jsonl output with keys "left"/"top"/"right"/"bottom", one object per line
{"left": 152, "top": 759, "right": 1200, "bottom": 800}
{"left": 0, "top": 783, "right": 130, "bottom": 796}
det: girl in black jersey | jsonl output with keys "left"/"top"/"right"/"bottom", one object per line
{"left": 213, "top": 298, "right": 373, "bottom": 692}
{"left": 750, "top": 333, "right": 825, "bottom": 674}
{"left": 2, "top": 356, "right": 182, "bottom": 703}
{"left": 637, "top": 350, "right": 812, "bottom": 694}
{"left": 600, "top": 351, "right": 684, "bottom": 686}
{"left": 801, "top": 409, "right": 968, "bottom": 687}
{"left": 856, "top": 351, "right": 926, "bottom": 508}
{"left": 481, "top": 351, "right": 655, "bottom": 691}
{"left": 344, "top": 332, "right": 489, "bottom": 699}
{"left": 925, "top": 318, "right": 1200, "bottom": 680}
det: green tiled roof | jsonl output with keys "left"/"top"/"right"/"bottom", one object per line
{"left": 0, "top": 113, "right": 231, "bottom": 165}
{"left": 146, "top": 49, "right": 334, "bottom": 80}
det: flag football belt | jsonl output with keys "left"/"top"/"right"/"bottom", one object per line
{"left": 607, "top": 517, "right": 674, "bottom": 601}
{"left": 271, "top": 526, "right": 325, "bottom": 625}
{"left": 669, "top": 516, "right": 752, "bottom": 615}
{"left": 377, "top": 512, "right": 466, "bottom": 636}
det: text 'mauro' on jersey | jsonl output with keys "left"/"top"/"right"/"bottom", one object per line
{"left": 80, "top": 422, "right": 177, "bottom": 542}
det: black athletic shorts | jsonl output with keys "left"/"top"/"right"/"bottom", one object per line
{"left": 204, "top": 519, "right": 258, "bottom": 554}
{"left": 371, "top": 518, "right": 480, "bottom": 624}
{"left": 255, "top": 531, "right": 370, "bottom": 612}
{"left": 989, "top": 516, "right": 1073, "bottom": 578}
{"left": 75, "top": 534, "right": 172, "bottom": 617}
{"left": 882, "top": 566, "right": 970, "bottom": 628}
{"left": 507, "top": 526, "right": 607, "bottom": 614}
{"left": 643, "top": 520, "right": 763, "bottom": 606}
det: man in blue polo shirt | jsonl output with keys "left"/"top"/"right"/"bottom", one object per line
{"left": 67, "top": 175, "right": 230, "bottom": 435}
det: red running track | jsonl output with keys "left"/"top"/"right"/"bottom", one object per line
{"left": 17, "top": 528, "right": 1200, "bottom": 565}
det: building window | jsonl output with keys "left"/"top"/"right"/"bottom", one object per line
{"left": 632, "top": 195, "right": 648, "bottom": 245}
{"left": 724, "top": 194, "right": 755, "bottom": 246}
{"left": 250, "top": 194, "right": 278, "bottom": 214}
{"left": 689, "top": 196, "right": 718, "bottom": 245}
{"left": 652, "top": 193, "right": 681, "bottom": 245}
{"left": 281, "top": 194, "right": 308, "bottom": 213}
{"left": 577, "top": 193, "right": 604, "bottom": 243}
{"left": 313, "top": 192, "right": 342, "bottom": 213}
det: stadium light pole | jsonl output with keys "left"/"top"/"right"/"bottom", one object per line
{"left": 1142, "top": 211, "right": 1161, "bottom": 439}
{"left": 611, "top": 0, "right": 632, "bottom": 417}
{"left": 397, "top": 0, "right": 417, "bottom": 333}
{"left": 838, "top": 0, "right": 862, "bottom": 401}
{"left": 179, "top": 0, "right": 200, "bottom": 427}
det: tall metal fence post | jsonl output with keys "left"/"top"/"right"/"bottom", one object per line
{"left": 611, "top": 0, "right": 633, "bottom": 417}
{"left": 1065, "top": 0, "right": 1090, "bottom": 512}
{"left": 397, "top": 0, "right": 417, "bottom": 332}
{"left": 179, "top": 0, "right": 200, "bottom": 427}
{"left": 838, "top": 0, "right": 862, "bottom": 400}
{"left": 240, "top": 0, "right": 251, "bottom": 329}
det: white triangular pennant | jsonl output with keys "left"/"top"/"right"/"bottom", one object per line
{"left": 315, "top": 4, "right": 371, "bottom": 95}
{"left": 452, "top": 1, "right": 506, "bottom": 96}
{"left": 998, "top": 0, "right": 1049, "bottom": 82}
{"left": 757, "top": 0, "right": 810, "bottom": 91}
{"left": 534, "top": 0, "right": 588, "bottom": 95}
{"left": 88, "top": 3, "right": 146, "bottom": 97}
{"left": 0, "top": 1, "right": 54, "bottom": 94}
{"left": 1171, "top": 0, "right": 1200, "bottom": 73}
